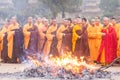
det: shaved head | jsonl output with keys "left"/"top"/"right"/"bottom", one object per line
{"left": 91, "top": 19, "right": 95, "bottom": 22}
{"left": 28, "top": 17, "right": 33, "bottom": 24}
{"left": 103, "top": 17, "right": 110, "bottom": 26}
{"left": 91, "top": 19, "right": 95, "bottom": 26}
{"left": 103, "top": 17, "right": 109, "bottom": 21}
{"left": 11, "top": 16, "right": 17, "bottom": 24}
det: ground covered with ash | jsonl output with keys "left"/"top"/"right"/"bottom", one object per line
{"left": 0, "top": 65, "right": 120, "bottom": 80}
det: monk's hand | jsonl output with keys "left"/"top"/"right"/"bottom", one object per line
{"left": 63, "top": 33, "right": 65, "bottom": 36}
{"left": 53, "top": 35, "right": 55, "bottom": 37}
{"left": 3, "top": 34, "right": 5, "bottom": 37}
{"left": 78, "top": 36, "right": 81, "bottom": 39}
{"left": 102, "top": 33, "right": 106, "bottom": 36}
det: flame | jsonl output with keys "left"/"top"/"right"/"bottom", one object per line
{"left": 49, "top": 52, "right": 96, "bottom": 74}
{"left": 27, "top": 52, "right": 96, "bottom": 74}
{"left": 27, "top": 56, "right": 42, "bottom": 66}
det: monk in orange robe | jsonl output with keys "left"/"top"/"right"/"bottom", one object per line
{"left": 23, "top": 17, "right": 39, "bottom": 55}
{"left": 35, "top": 17, "right": 48, "bottom": 54}
{"left": 88, "top": 19, "right": 97, "bottom": 61}
{"left": 62, "top": 19, "right": 72, "bottom": 53}
{"left": 1, "top": 17, "right": 20, "bottom": 63}
{"left": 0, "top": 20, "right": 10, "bottom": 62}
{"left": 97, "top": 17, "right": 117, "bottom": 65}
{"left": 95, "top": 18, "right": 103, "bottom": 52}
{"left": 56, "top": 19, "right": 67, "bottom": 55}
{"left": 43, "top": 19, "right": 57, "bottom": 59}
{"left": 111, "top": 18, "right": 120, "bottom": 59}
{"left": 23, "top": 17, "right": 33, "bottom": 50}
{"left": 7, "top": 17, "right": 19, "bottom": 61}
{"left": 88, "top": 19, "right": 103, "bottom": 62}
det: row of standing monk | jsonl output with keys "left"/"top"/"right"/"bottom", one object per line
{"left": 0, "top": 16, "right": 119, "bottom": 66}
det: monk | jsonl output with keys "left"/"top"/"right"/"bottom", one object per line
{"left": 72, "top": 18, "right": 90, "bottom": 58}
{"left": 56, "top": 19, "right": 66, "bottom": 55}
{"left": 43, "top": 19, "right": 57, "bottom": 59}
{"left": 23, "top": 17, "right": 34, "bottom": 50}
{"left": 111, "top": 18, "right": 120, "bottom": 59}
{"left": 56, "top": 19, "right": 67, "bottom": 55}
{"left": 35, "top": 17, "right": 48, "bottom": 54}
{"left": 72, "top": 18, "right": 81, "bottom": 53}
{"left": 88, "top": 19, "right": 98, "bottom": 61}
{"left": 8, "top": 17, "right": 19, "bottom": 60}
{"left": 95, "top": 18, "right": 103, "bottom": 52}
{"left": 62, "top": 19, "right": 72, "bottom": 53}
{"left": 0, "top": 20, "right": 10, "bottom": 62}
{"left": 23, "top": 17, "right": 38, "bottom": 54}
{"left": 1, "top": 17, "right": 20, "bottom": 63}
{"left": 97, "top": 17, "right": 117, "bottom": 65}
{"left": 88, "top": 19, "right": 103, "bottom": 62}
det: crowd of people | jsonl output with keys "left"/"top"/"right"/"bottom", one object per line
{"left": 0, "top": 16, "right": 120, "bottom": 66}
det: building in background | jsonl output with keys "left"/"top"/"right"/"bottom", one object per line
{"left": 0, "top": 0, "right": 13, "bottom": 8}
{"left": 81, "top": 0, "right": 102, "bottom": 18}
{"left": 115, "top": 0, "right": 120, "bottom": 17}
{"left": 28, "top": 0, "right": 38, "bottom": 4}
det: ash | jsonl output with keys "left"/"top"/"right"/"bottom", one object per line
{"left": 0, "top": 66, "right": 120, "bottom": 80}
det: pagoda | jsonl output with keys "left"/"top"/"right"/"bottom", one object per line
{"left": 115, "top": 0, "right": 120, "bottom": 16}
{"left": 81, "top": 0, "right": 102, "bottom": 18}
{"left": 28, "top": 0, "right": 38, "bottom": 4}
{"left": 0, "top": 0, "right": 13, "bottom": 8}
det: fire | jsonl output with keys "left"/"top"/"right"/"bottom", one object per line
{"left": 27, "top": 56, "right": 42, "bottom": 66}
{"left": 27, "top": 52, "right": 96, "bottom": 74}
{"left": 49, "top": 52, "right": 96, "bottom": 74}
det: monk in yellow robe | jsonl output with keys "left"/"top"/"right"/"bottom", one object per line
{"left": 72, "top": 19, "right": 81, "bottom": 53}
{"left": 35, "top": 17, "right": 48, "bottom": 54}
{"left": 88, "top": 19, "right": 102, "bottom": 62}
{"left": 23, "top": 17, "right": 33, "bottom": 49}
{"left": 56, "top": 20, "right": 67, "bottom": 55}
{"left": 72, "top": 18, "right": 90, "bottom": 57}
{"left": 43, "top": 19, "right": 57, "bottom": 59}
{"left": 7, "top": 17, "right": 19, "bottom": 60}
{"left": 111, "top": 18, "right": 120, "bottom": 59}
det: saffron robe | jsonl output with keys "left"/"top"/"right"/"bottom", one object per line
{"left": 7, "top": 23, "right": 19, "bottom": 59}
{"left": 73, "top": 25, "right": 90, "bottom": 57}
{"left": 114, "top": 23, "right": 120, "bottom": 58}
{"left": 56, "top": 25, "right": 67, "bottom": 54}
{"left": 72, "top": 24, "right": 81, "bottom": 52}
{"left": 0, "top": 26, "right": 8, "bottom": 58}
{"left": 1, "top": 23, "right": 20, "bottom": 62}
{"left": 35, "top": 23, "right": 47, "bottom": 54}
{"left": 0, "top": 26, "right": 8, "bottom": 61}
{"left": 87, "top": 25, "right": 103, "bottom": 61}
{"left": 23, "top": 23, "right": 33, "bottom": 49}
{"left": 43, "top": 25, "right": 57, "bottom": 58}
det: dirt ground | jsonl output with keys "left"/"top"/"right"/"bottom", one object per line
{"left": 0, "top": 63, "right": 120, "bottom": 80}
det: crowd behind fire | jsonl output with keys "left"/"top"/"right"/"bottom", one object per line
{"left": 0, "top": 16, "right": 120, "bottom": 66}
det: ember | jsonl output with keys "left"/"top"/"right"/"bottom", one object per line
{"left": 0, "top": 68, "right": 116, "bottom": 80}
{"left": 21, "top": 52, "right": 100, "bottom": 79}
{"left": 1, "top": 52, "right": 117, "bottom": 80}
